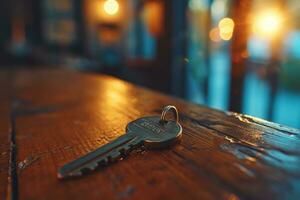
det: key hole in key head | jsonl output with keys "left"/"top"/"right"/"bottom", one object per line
{"left": 159, "top": 105, "right": 179, "bottom": 125}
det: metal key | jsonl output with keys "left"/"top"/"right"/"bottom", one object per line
{"left": 57, "top": 105, "right": 182, "bottom": 179}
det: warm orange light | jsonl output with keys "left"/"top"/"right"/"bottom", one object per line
{"left": 252, "top": 10, "right": 282, "bottom": 38}
{"left": 143, "top": 1, "right": 164, "bottom": 37}
{"left": 209, "top": 27, "right": 221, "bottom": 42}
{"left": 218, "top": 17, "right": 234, "bottom": 41}
{"left": 103, "top": 0, "right": 119, "bottom": 16}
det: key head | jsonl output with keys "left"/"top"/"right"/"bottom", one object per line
{"left": 126, "top": 116, "right": 182, "bottom": 149}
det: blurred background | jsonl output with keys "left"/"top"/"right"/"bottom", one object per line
{"left": 0, "top": 0, "right": 300, "bottom": 128}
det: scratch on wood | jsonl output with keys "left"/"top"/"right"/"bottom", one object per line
{"left": 180, "top": 113, "right": 300, "bottom": 156}
{"left": 179, "top": 113, "right": 257, "bottom": 148}
{"left": 63, "top": 146, "right": 73, "bottom": 150}
{"left": 1, "top": 151, "right": 7, "bottom": 157}
{"left": 7, "top": 115, "right": 18, "bottom": 200}
{"left": 171, "top": 150, "right": 247, "bottom": 199}
{"left": 226, "top": 111, "right": 300, "bottom": 137}
{"left": 18, "top": 156, "right": 40, "bottom": 171}
{"left": 12, "top": 98, "right": 63, "bottom": 117}
{"left": 13, "top": 105, "right": 62, "bottom": 117}
{"left": 234, "top": 163, "right": 255, "bottom": 178}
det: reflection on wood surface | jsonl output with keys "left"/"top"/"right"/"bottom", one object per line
{"left": 0, "top": 70, "right": 299, "bottom": 199}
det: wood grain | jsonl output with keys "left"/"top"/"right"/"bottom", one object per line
{"left": 1, "top": 69, "right": 300, "bottom": 200}
{"left": 0, "top": 71, "right": 12, "bottom": 200}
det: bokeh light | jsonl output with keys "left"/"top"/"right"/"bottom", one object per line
{"left": 252, "top": 10, "right": 283, "bottom": 38}
{"left": 103, "top": 0, "right": 119, "bottom": 16}
{"left": 188, "top": 0, "right": 209, "bottom": 11}
{"left": 218, "top": 17, "right": 235, "bottom": 41}
{"left": 209, "top": 27, "right": 221, "bottom": 42}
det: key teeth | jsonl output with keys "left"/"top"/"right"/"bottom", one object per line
{"left": 87, "top": 162, "right": 98, "bottom": 170}
{"left": 77, "top": 160, "right": 104, "bottom": 176}
{"left": 107, "top": 146, "right": 132, "bottom": 162}
{"left": 119, "top": 146, "right": 129, "bottom": 155}
{"left": 109, "top": 151, "right": 121, "bottom": 160}
{"left": 71, "top": 171, "right": 82, "bottom": 177}
{"left": 97, "top": 157, "right": 108, "bottom": 165}
{"left": 121, "top": 141, "right": 139, "bottom": 154}
{"left": 59, "top": 137, "right": 142, "bottom": 178}
{"left": 107, "top": 151, "right": 121, "bottom": 162}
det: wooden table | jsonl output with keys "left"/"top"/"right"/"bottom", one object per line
{"left": 1, "top": 70, "right": 300, "bottom": 200}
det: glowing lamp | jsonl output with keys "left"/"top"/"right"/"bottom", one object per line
{"left": 97, "top": 0, "right": 123, "bottom": 23}
{"left": 95, "top": 0, "right": 126, "bottom": 44}
{"left": 104, "top": 0, "right": 119, "bottom": 16}
{"left": 252, "top": 10, "right": 283, "bottom": 38}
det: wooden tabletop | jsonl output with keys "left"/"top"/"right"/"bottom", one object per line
{"left": 1, "top": 70, "right": 300, "bottom": 200}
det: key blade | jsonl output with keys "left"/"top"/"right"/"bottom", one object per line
{"left": 57, "top": 133, "right": 138, "bottom": 179}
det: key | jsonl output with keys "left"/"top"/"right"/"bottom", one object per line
{"left": 57, "top": 105, "right": 182, "bottom": 179}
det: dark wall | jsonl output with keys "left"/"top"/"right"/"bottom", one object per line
{"left": 0, "top": 1, "right": 12, "bottom": 65}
